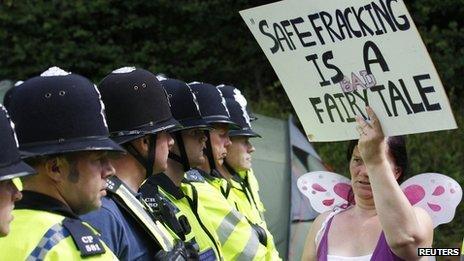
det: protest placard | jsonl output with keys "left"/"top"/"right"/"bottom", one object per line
{"left": 240, "top": 0, "right": 457, "bottom": 142}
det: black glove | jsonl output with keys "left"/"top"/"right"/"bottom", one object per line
{"left": 154, "top": 241, "right": 199, "bottom": 261}
{"left": 250, "top": 223, "right": 268, "bottom": 247}
{"left": 185, "top": 240, "right": 200, "bottom": 260}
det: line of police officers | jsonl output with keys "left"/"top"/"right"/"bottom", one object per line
{"left": 0, "top": 66, "right": 281, "bottom": 260}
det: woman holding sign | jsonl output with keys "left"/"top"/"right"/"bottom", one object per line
{"left": 301, "top": 107, "right": 433, "bottom": 261}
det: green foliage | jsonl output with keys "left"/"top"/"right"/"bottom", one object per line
{"left": 0, "top": 0, "right": 462, "bottom": 249}
{"left": 406, "top": 0, "right": 464, "bottom": 104}
{"left": 407, "top": 108, "right": 463, "bottom": 249}
{"left": 0, "top": 0, "right": 278, "bottom": 98}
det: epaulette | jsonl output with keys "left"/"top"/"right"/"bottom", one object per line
{"left": 62, "top": 218, "right": 106, "bottom": 256}
{"left": 184, "top": 169, "right": 206, "bottom": 183}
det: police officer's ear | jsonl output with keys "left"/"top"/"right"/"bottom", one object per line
{"left": 141, "top": 135, "right": 157, "bottom": 151}
{"left": 44, "top": 156, "right": 68, "bottom": 182}
{"left": 129, "top": 135, "right": 151, "bottom": 155}
{"left": 169, "top": 137, "right": 180, "bottom": 154}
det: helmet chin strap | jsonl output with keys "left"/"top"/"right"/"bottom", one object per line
{"left": 204, "top": 131, "right": 219, "bottom": 177}
{"left": 125, "top": 134, "right": 156, "bottom": 180}
{"left": 168, "top": 132, "right": 190, "bottom": 172}
{"left": 223, "top": 161, "right": 237, "bottom": 176}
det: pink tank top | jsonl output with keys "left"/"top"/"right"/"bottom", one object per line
{"left": 316, "top": 213, "right": 404, "bottom": 261}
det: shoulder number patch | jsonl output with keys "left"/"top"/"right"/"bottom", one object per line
{"left": 62, "top": 218, "right": 106, "bottom": 256}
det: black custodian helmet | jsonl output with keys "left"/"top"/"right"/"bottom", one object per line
{"left": 98, "top": 67, "right": 181, "bottom": 144}
{"left": 5, "top": 67, "right": 125, "bottom": 157}
{"left": 188, "top": 82, "right": 239, "bottom": 130}
{"left": 217, "top": 85, "right": 261, "bottom": 138}
{"left": 97, "top": 67, "right": 181, "bottom": 177}
{"left": 217, "top": 84, "right": 257, "bottom": 121}
{"left": 159, "top": 77, "right": 209, "bottom": 131}
{"left": 0, "top": 104, "right": 35, "bottom": 181}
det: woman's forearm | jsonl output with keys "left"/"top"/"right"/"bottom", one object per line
{"left": 367, "top": 160, "right": 432, "bottom": 258}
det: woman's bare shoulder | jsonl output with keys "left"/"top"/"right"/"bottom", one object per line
{"left": 316, "top": 210, "right": 333, "bottom": 222}
{"left": 302, "top": 211, "right": 334, "bottom": 261}
{"left": 311, "top": 210, "right": 335, "bottom": 232}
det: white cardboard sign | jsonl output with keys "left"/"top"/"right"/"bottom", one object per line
{"left": 240, "top": 0, "right": 457, "bottom": 142}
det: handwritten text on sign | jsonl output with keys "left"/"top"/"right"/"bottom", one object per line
{"left": 240, "top": 0, "right": 456, "bottom": 141}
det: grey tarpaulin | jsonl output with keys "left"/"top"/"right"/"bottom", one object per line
{"left": 251, "top": 114, "right": 327, "bottom": 260}
{"left": 251, "top": 114, "right": 291, "bottom": 259}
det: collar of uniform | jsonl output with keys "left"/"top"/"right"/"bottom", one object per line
{"left": 224, "top": 162, "right": 243, "bottom": 182}
{"left": 237, "top": 169, "right": 249, "bottom": 180}
{"left": 150, "top": 173, "right": 184, "bottom": 200}
{"left": 193, "top": 167, "right": 215, "bottom": 182}
{"left": 15, "top": 190, "right": 79, "bottom": 219}
{"left": 230, "top": 173, "right": 243, "bottom": 183}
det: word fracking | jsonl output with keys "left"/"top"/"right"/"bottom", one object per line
{"left": 258, "top": 0, "right": 410, "bottom": 53}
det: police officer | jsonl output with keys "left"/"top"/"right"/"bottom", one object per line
{"left": 187, "top": 82, "right": 237, "bottom": 182}
{"left": 217, "top": 84, "right": 281, "bottom": 260}
{"left": 139, "top": 77, "right": 223, "bottom": 260}
{"left": 81, "top": 67, "right": 195, "bottom": 260}
{"left": 0, "top": 104, "right": 35, "bottom": 237}
{"left": 185, "top": 82, "right": 269, "bottom": 260}
{"left": 0, "top": 67, "right": 123, "bottom": 260}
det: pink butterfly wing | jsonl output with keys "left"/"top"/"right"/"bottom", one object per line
{"left": 334, "top": 183, "right": 352, "bottom": 202}
{"left": 401, "top": 173, "right": 463, "bottom": 228}
{"left": 403, "top": 184, "right": 426, "bottom": 205}
{"left": 297, "top": 171, "right": 351, "bottom": 214}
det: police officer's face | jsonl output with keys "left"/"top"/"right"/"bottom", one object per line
{"left": 0, "top": 180, "right": 22, "bottom": 236}
{"left": 153, "top": 131, "right": 174, "bottom": 173}
{"left": 210, "top": 124, "right": 231, "bottom": 166}
{"left": 180, "top": 128, "right": 207, "bottom": 167}
{"left": 226, "top": 136, "right": 255, "bottom": 171}
{"left": 59, "top": 152, "right": 115, "bottom": 215}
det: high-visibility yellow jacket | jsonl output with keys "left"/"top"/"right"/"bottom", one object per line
{"left": 182, "top": 169, "right": 268, "bottom": 260}
{"left": 0, "top": 191, "right": 117, "bottom": 260}
{"left": 226, "top": 169, "right": 281, "bottom": 260}
{"left": 461, "top": 238, "right": 463, "bottom": 256}
{"left": 140, "top": 173, "right": 223, "bottom": 260}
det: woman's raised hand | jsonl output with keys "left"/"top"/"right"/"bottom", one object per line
{"left": 355, "top": 106, "right": 387, "bottom": 166}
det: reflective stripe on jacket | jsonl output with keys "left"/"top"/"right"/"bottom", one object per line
{"left": 228, "top": 169, "right": 281, "bottom": 260}
{"left": 158, "top": 186, "right": 223, "bottom": 260}
{"left": 106, "top": 176, "right": 177, "bottom": 251}
{"left": 182, "top": 169, "right": 268, "bottom": 260}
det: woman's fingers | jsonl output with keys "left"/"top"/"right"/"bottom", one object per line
{"left": 356, "top": 107, "right": 387, "bottom": 166}
{"left": 355, "top": 114, "right": 371, "bottom": 138}
{"left": 355, "top": 114, "right": 364, "bottom": 126}
{"left": 365, "top": 106, "right": 385, "bottom": 138}
{"left": 356, "top": 125, "right": 366, "bottom": 136}
{"left": 366, "top": 106, "right": 380, "bottom": 129}
{"left": 356, "top": 107, "right": 386, "bottom": 142}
